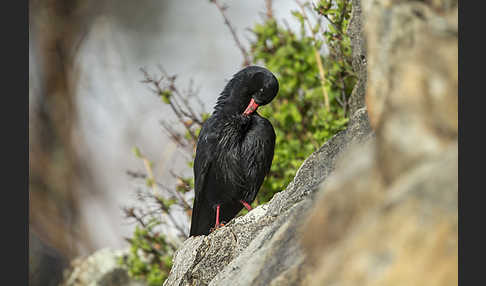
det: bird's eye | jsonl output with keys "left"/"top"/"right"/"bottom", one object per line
{"left": 259, "top": 88, "right": 264, "bottom": 93}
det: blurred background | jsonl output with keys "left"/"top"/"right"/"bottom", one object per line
{"left": 29, "top": 0, "right": 302, "bottom": 284}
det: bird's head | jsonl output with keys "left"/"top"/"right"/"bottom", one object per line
{"left": 242, "top": 66, "right": 279, "bottom": 116}
{"left": 215, "top": 65, "right": 279, "bottom": 116}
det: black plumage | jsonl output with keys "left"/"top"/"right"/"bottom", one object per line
{"left": 189, "top": 66, "right": 279, "bottom": 236}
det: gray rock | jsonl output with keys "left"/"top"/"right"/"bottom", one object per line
{"left": 347, "top": 0, "right": 367, "bottom": 114}
{"left": 300, "top": 1, "right": 458, "bottom": 285}
{"left": 301, "top": 138, "right": 457, "bottom": 286}
{"left": 61, "top": 248, "right": 146, "bottom": 286}
{"left": 210, "top": 199, "right": 310, "bottom": 286}
{"left": 266, "top": 107, "right": 372, "bottom": 218}
{"left": 362, "top": 0, "right": 458, "bottom": 184}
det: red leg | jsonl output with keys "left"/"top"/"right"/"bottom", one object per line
{"left": 240, "top": 200, "right": 252, "bottom": 211}
{"left": 215, "top": 204, "right": 220, "bottom": 226}
{"left": 210, "top": 204, "right": 225, "bottom": 233}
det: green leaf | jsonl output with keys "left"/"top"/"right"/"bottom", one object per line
{"left": 132, "top": 146, "right": 142, "bottom": 158}
{"left": 160, "top": 90, "right": 172, "bottom": 104}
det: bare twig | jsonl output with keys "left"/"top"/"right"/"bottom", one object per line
{"left": 160, "top": 122, "right": 187, "bottom": 149}
{"left": 126, "top": 170, "right": 193, "bottom": 212}
{"left": 122, "top": 207, "right": 179, "bottom": 253}
{"left": 142, "top": 157, "right": 155, "bottom": 188}
{"left": 123, "top": 207, "right": 147, "bottom": 228}
{"left": 265, "top": 0, "right": 274, "bottom": 19}
{"left": 210, "top": 0, "right": 251, "bottom": 66}
{"left": 156, "top": 65, "right": 204, "bottom": 126}
{"left": 189, "top": 80, "right": 207, "bottom": 114}
{"left": 137, "top": 149, "right": 187, "bottom": 238}
{"left": 140, "top": 67, "right": 199, "bottom": 143}
{"left": 154, "top": 197, "right": 188, "bottom": 237}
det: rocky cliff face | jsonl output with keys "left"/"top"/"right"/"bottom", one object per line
{"left": 61, "top": 0, "right": 458, "bottom": 285}
{"left": 302, "top": 0, "right": 458, "bottom": 285}
{"left": 164, "top": 0, "right": 457, "bottom": 285}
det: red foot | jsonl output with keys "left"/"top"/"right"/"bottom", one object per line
{"left": 210, "top": 222, "right": 225, "bottom": 233}
{"left": 240, "top": 200, "right": 253, "bottom": 211}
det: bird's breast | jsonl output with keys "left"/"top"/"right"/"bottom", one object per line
{"left": 213, "top": 114, "right": 275, "bottom": 191}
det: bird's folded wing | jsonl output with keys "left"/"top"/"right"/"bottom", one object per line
{"left": 190, "top": 122, "right": 218, "bottom": 236}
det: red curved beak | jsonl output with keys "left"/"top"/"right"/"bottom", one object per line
{"left": 243, "top": 98, "right": 259, "bottom": 116}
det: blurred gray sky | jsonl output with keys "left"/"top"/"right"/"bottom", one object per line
{"left": 31, "top": 0, "right": 304, "bottom": 253}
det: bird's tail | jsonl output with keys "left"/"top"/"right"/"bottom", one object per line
{"left": 189, "top": 195, "right": 214, "bottom": 236}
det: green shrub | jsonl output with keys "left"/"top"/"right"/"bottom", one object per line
{"left": 118, "top": 221, "right": 174, "bottom": 286}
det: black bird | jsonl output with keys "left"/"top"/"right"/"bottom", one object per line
{"left": 189, "top": 66, "right": 279, "bottom": 236}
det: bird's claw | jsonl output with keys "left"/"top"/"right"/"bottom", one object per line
{"left": 210, "top": 222, "right": 225, "bottom": 233}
